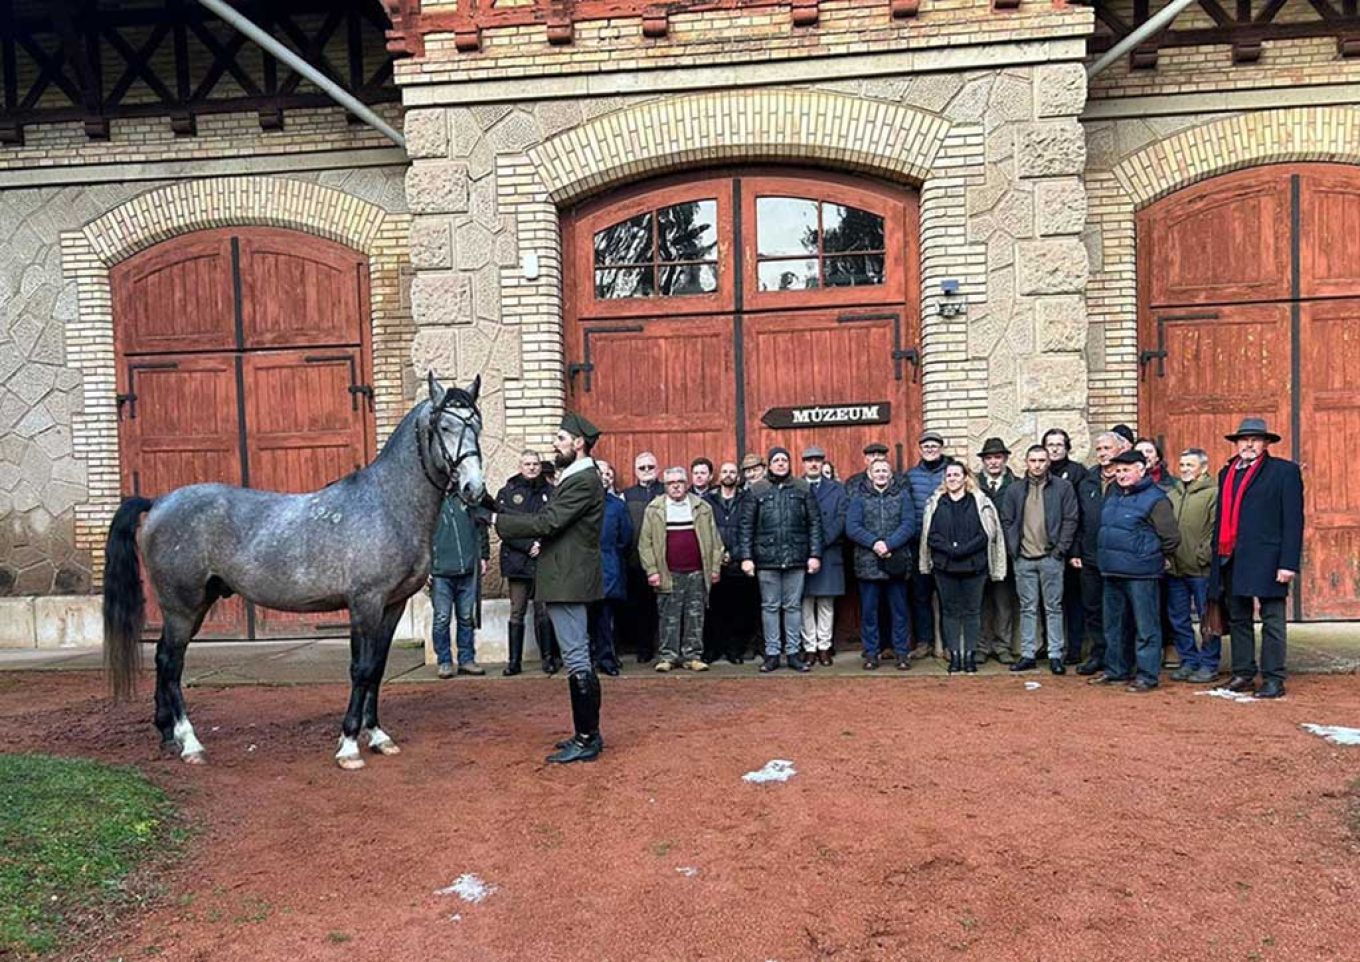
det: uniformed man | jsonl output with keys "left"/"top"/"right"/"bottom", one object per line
{"left": 495, "top": 412, "right": 607, "bottom": 763}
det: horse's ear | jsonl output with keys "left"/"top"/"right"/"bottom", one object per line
{"left": 467, "top": 374, "right": 481, "bottom": 404}
{"left": 427, "top": 371, "right": 447, "bottom": 407}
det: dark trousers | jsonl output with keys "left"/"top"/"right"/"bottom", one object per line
{"left": 908, "top": 566, "right": 936, "bottom": 648}
{"left": 860, "top": 579, "right": 910, "bottom": 658}
{"left": 1079, "top": 562, "right": 1106, "bottom": 663}
{"left": 1063, "top": 563, "right": 1084, "bottom": 659}
{"left": 588, "top": 600, "right": 622, "bottom": 671}
{"left": 935, "top": 571, "right": 986, "bottom": 656}
{"left": 704, "top": 572, "right": 759, "bottom": 661}
{"left": 1222, "top": 561, "right": 1288, "bottom": 682}
{"left": 621, "top": 565, "right": 659, "bottom": 660}
{"left": 1103, "top": 577, "right": 1163, "bottom": 685}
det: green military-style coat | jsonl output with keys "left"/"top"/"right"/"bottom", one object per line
{"left": 495, "top": 459, "right": 605, "bottom": 603}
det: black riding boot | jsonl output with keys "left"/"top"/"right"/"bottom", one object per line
{"left": 948, "top": 649, "right": 963, "bottom": 674}
{"left": 537, "top": 614, "right": 561, "bottom": 674}
{"left": 548, "top": 671, "right": 602, "bottom": 763}
{"left": 503, "top": 622, "right": 525, "bottom": 676}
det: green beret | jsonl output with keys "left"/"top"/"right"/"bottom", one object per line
{"left": 560, "top": 411, "right": 601, "bottom": 445}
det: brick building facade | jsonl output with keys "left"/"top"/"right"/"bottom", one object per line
{"left": 2, "top": 0, "right": 1357, "bottom": 646}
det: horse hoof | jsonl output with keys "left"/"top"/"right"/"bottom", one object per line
{"left": 336, "top": 755, "right": 366, "bottom": 771}
{"left": 369, "top": 740, "right": 401, "bottom": 756}
{"left": 182, "top": 751, "right": 207, "bottom": 766}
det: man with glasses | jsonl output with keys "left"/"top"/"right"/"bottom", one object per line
{"left": 622, "top": 452, "right": 664, "bottom": 662}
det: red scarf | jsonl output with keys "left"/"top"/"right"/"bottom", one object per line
{"left": 1218, "top": 454, "right": 1267, "bottom": 557}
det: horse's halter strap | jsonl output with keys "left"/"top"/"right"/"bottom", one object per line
{"left": 418, "top": 393, "right": 482, "bottom": 497}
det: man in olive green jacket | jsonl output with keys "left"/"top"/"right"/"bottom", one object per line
{"left": 1166, "top": 447, "right": 1221, "bottom": 683}
{"left": 638, "top": 469, "right": 724, "bottom": 671}
{"left": 495, "top": 411, "right": 606, "bottom": 763}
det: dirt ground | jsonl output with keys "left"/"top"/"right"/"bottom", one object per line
{"left": 2, "top": 669, "right": 1358, "bottom": 962}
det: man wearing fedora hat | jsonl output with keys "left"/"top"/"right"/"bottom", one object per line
{"left": 1208, "top": 417, "right": 1304, "bottom": 699}
{"left": 495, "top": 411, "right": 608, "bottom": 763}
{"left": 976, "top": 437, "right": 1018, "bottom": 662}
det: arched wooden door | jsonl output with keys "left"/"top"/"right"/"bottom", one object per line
{"left": 114, "top": 228, "right": 376, "bottom": 638}
{"left": 1137, "top": 164, "right": 1360, "bottom": 620}
{"left": 562, "top": 169, "right": 923, "bottom": 479}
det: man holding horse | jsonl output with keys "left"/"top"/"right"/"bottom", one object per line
{"left": 495, "top": 412, "right": 608, "bottom": 764}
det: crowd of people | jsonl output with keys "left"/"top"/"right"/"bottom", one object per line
{"left": 429, "top": 415, "right": 1304, "bottom": 704}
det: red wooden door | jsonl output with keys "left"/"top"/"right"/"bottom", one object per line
{"left": 113, "top": 228, "right": 376, "bottom": 639}
{"left": 116, "top": 355, "right": 247, "bottom": 637}
{"left": 564, "top": 169, "right": 921, "bottom": 479}
{"left": 1139, "top": 163, "right": 1360, "bottom": 620}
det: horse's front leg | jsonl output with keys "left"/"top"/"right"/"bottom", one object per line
{"left": 336, "top": 599, "right": 402, "bottom": 770}
{"left": 361, "top": 602, "right": 406, "bottom": 757}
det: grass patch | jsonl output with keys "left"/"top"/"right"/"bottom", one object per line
{"left": 0, "top": 754, "right": 177, "bottom": 957}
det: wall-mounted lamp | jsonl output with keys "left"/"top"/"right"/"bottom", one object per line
{"left": 938, "top": 278, "right": 966, "bottom": 318}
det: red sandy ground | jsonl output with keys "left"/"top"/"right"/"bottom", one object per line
{"left": 2, "top": 670, "right": 1358, "bottom": 962}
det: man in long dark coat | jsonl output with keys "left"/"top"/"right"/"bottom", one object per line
{"left": 1208, "top": 417, "right": 1304, "bottom": 699}
{"left": 496, "top": 412, "right": 607, "bottom": 762}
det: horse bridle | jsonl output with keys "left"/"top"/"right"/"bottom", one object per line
{"left": 418, "top": 391, "right": 482, "bottom": 499}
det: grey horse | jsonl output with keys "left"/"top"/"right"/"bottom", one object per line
{"left": 103, "top": 374, "right": 485, "bottom": 770}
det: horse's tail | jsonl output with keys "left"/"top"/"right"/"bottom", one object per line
{"left": 103, "top": 497, "right": 154, "bottom": 702}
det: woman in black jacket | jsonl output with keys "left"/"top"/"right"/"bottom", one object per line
{"left": 918, "top": 461, "right": 1006, "bottom": 673}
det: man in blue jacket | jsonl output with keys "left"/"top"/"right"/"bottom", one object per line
{"left": 1208, "top": 418, "right": 1305, "bottom": 699}
{"left": 1095, "top": 449, "right": 1181, "bottom": 692}
{"left": 800, "top": 445, "right": 848, "bottom": 666}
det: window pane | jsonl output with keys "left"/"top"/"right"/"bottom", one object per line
{"left": 756, "top": 197, "right": 819, "bottom": 257}
{"left": 593, "top": 213, "right": 653, "bottom": 267}
{"left": 657, "top": 262, "right": 718, "bottom": 296}
{"left": 823, "top": 204, "right": 885, "bottom": 254}
{"left": 757, "top": 258, "right": 820, "bottom": 292}
{"left": 657, "top": 200, "right": 718, "bottom": 263}
{"left": 823, "top": 254, "right": 886, "bottom": 288}
{"left": 595, "top": 266, "right": 655, "bottom": 299}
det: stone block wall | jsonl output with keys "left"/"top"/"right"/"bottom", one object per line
{"left": 0, "top": 105, "right": 410, "bottom": 596}
{"left": 400, "top": 32, "right": 1095, "bottom": 487}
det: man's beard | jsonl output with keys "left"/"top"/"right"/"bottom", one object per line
{"left": 554, "top": 449, "right": 576, "bottom": 469}
{"left": 720, "top": 476, "right": 738, "bottom": 489}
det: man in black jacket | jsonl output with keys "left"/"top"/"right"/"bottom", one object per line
{"left": 704, "top": 460, "right": 758, "bottom": 664}
{"left": 621, "top": 451, "right": 663, "bottom": 661}
{"left": 1072, "top": 431, "right": 1128, "bottom": 676}
{"left": 976, "top": 437, "right": 1018, "bottom": 662}
{"left": 494, "top": 450, "right": 557, "bottom": 675}
{"left": 1043, "top": 428, "right": 1089, "bottom": 663}
{"left": 1000, "top": 445, "right": 1079, "bottom": 674}
{"left": 738, "top": 447, "right": 824, "bottom": 673}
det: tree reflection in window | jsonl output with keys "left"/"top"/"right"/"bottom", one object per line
{"left": 755, "top": 197, "right": 886, "bottom": 291}
{"left": 594, "top": 200, "right": 719, "bottom": 299}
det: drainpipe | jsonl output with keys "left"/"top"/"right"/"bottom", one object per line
{"left": 193, "top": 0, "right": 406, "bottom": 148}
{"left": 1086, "top": 0, "right": 1198, "bottom": 79}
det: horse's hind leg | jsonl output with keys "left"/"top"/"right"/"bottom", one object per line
{"left": 159, "top": 604, "right": 210, "bottom": 765}
{"left": 361, "top": 602, "right": 406, "bottom": 757}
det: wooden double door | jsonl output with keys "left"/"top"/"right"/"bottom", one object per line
{"left": 114, "top": 228, "right": 376, "bottom": 638}
{"left": 1138, "top": 164, "right": 1360, "bottom": 619}
{"left": 563, "top": 170, "right": 923, "bottom": 478}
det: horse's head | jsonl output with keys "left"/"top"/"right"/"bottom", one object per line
{"left": 427, "top": 372, "right": 486, "bottom": 505}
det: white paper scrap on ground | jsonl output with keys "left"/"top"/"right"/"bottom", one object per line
{"left": 1301, "top": 724, "right": 1360, "bottom": 746}
{"left": 743, "top": 759, "right": 796, "bottom": 783}
{"left": 1024, "top": 681, "right": 1042, "bottom": 691}
{"left": 676, "top": 866, "right": 700, "bottom": 877}
{"left": 435, "top": 874, "right": 498, "bottom": 903}
{"left": 1198, "top": 688, "right": 1257, "bottom": 704}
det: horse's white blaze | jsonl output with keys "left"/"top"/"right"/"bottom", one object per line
{"left": 173, "top": 717, "right": 204, "bottom": 759}
{"left": 336, "top": 735, "right": 361, "bottom": 759}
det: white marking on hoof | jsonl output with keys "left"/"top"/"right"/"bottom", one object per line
{"left": 173, "top": 717, "right": 205, "bottom": 760}
{"left": 336, "top": 735, "right": 364, "bottom": 770}
{"left": 182, "top": 751, "right": 207, "bottom": 766}
{"left": 364, "top": 727, "right": 400, "bottom": 755}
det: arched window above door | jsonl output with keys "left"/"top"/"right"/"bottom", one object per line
{"left": 593, "top": 198, "right": 720, "bottom": 299}
{"left": 754, "top": 197, "right": 886, "bottom": 292}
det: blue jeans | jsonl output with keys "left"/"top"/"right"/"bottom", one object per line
{"left": 1167, "top": 574, "right": 1221, "bottom": 672}
{"left": 756, "top": 568, "right": 805, "bottom": 656}
{"left": 1102, "top": 577, "right": 1162, "bottom": 685}
{"left": 432, "top": 573, "right": 478, "bottom": 666}
{"left": 859, "top": 579, "right": 910, "bottom": 658}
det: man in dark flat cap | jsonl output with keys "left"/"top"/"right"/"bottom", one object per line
{"left": 1208, "top": 417, "right": 1304, "bottom": 699}
{"left": 496, "top": 411, "right": 607, "bottom": 763}
{"left": 846, "top": 441, "right": 890, "bottom": 498}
